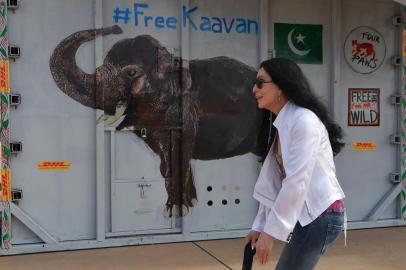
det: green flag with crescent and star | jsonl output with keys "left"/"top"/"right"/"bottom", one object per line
{"left": 274, "top": 23, "right": 323, "bottom": 64}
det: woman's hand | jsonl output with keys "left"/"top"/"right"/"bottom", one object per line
{"left": 255, "top": 232, "right": 275, "bottom": 264}
{"left": 245, "top": 230, "right": 260, "bottom": 246}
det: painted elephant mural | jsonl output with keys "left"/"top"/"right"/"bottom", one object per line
{"left": 49, "top": 25, "right": 269, "bottom": 216}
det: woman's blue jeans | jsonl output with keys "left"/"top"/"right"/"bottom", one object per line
{"left": 275, "top": 210, "right": 344, "bottom": 270}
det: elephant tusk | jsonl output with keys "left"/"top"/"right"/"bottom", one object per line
{"left": 96, "top": 113, "right": 109, "bottom": 125}
{"left": 96, "top": 103, "right": 127, "bottom": 125}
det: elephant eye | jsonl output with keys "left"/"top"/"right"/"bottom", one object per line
{"left": 126, "top": 69, "right": 137, "bottom": 77}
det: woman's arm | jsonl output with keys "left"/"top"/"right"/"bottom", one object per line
{"left": 251, "top": 203, "right": 266, "bottom": 232}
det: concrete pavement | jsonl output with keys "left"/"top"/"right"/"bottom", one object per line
{"left": 0, "top": 227, "right": 404, "bottom": 269}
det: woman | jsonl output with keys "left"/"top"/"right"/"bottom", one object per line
{"left": 246, "top": 58, "right": 346, "bottom": 269}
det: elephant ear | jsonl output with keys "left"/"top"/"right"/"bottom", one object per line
{"left": 155, "top": 46, "right": 172, "bottom": 79}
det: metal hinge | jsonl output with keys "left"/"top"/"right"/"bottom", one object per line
{"left": 390, "top": 95, "right": 402, "bottom": 105}
{"left": 392, "top": 16, "right": 405, "bottom": 26}
{"left": 7, "top": 0, "right": 19, "bottom": 11}
{"left": 8, "top": 45, "right": 20, "bottom": 60}
{"left": 389, "top": 173, "right": 401, "bottom": 184}
{"left": 11, "top": 188, "right": 23, "bottom": 202}
{"left": 390, "top": 134, "right": 401, "bottom": 145}
{"left": 391, "top": 56, "right": 402, "bottom": 67}
{"left": 10, "top": 141, "right": 22, "bottom": 154}
{"left": 9, "top": 93, "right": 21, "bottom": 107}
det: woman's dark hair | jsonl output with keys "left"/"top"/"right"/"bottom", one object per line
{"left": 259, "top": 58, "right": 345, "bottom": 156}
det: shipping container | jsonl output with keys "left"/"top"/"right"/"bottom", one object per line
{"left": 0, "top": 0, "right": 405, "bottom": 255}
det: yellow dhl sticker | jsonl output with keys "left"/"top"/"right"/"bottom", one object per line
{"left": 1, "top": 168, "right": 11, "bottom": 201}
{"left": 38, "top": 161, "right": 71, "bottom": 170}
{"left": 0, "top": 60, "right": 10, "bottom": 93}
{"left": 352, "top": 142, "right": 377, "bottom": 151}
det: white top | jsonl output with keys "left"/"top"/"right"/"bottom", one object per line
{"left": 252, "top": 101, "right": 345, "bottom": 242}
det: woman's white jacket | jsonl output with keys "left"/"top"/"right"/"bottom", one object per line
{"left": 252, "top": 101, "right": 345, "bottom": 242}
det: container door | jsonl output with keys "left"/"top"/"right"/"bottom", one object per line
{"left": 335, "top": 0, "right": 401, "bottom": 223}
{"left": 186, "top": 0, "right": 262, "bottom": 232}
{"left": 100, "top": 0, "right": 265, "bottom": 234}
{"left": 101, "top": 0, "right": 183, "bottom": 234}
{"left": 10, "top": 0, "right": 98, "bottom": 243}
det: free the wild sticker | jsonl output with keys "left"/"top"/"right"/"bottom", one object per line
{"left": 348, "top": 88, "right": 379, "bottom": 126}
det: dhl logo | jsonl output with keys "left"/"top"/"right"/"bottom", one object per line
{"left": 403, "top": 30, "right": 406, "bottom": 57}
{"left": 352, "top": 142, "right": 376, "bottom": 151}
{"left": 0, "top": 60, "right": 9, "bottom": 92}
{"left": 38, "top": 161, "right": 71, "bottom": 171}
{"left": 1, "top": 168, "right": 11, "bottom": 201}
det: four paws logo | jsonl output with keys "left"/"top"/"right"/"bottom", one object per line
{"left": 345, "top": 26, "right": 386, "bottom": 74}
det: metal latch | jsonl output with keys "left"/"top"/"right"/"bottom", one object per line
{"left": 391, "top": 56, "right": 402, "bottom": 67}
{"left": 390, "top": 95, "right": 402, "bottom": 105}
{"left": 138, "top": 183, "right": 151, "bottom": 199}
{"left": 7, "top": 0, "right": 19, "bottom": 11}
{"left": 390, "top": 173, "right": 401, "bottom": 184}
{"left": 392, "top": 16, "right": 405, "bottom": 26}
{"left": 11, "top": 188, "right": 23, "bottom": 202}
{"left": 141, "top": 128, "right": 147, "bottom": 139}
{"left": 390, "top": 134, "right": 401, "bottom": 145}
{"left": 8, "top": 46, "right": 20, "bottom": 60}
{"left": 10, "top": 141, "right": 22, "bottom": 154}
{"left": 9, "top": 93, "right": 21, "bottom": 107}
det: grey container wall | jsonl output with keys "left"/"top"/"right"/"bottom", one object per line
{"left": 1, "top": 0, "right": 405, "bottom": 255}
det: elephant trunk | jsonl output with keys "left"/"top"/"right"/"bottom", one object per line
{"left": 49, "top": 25, "right": 122, "bottom": 108}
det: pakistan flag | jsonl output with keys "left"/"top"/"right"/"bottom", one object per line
{"left": 274, "top": 23, "right": 323, "bottom": 64}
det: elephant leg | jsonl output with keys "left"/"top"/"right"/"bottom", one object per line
{"left": 181, "top": 95, "right": 199, "bottom": 216}
{"left": 163, "top": 130, "right": 183, "bottom": 217}
{"left": 160, "top": 147, "right": 181, "bottom": 218}
{"left": 138, "top": 130, "right": 180, "bottom": 217}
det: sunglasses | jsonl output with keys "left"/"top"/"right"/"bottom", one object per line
{"left": 253, "top": 78, "right": 273, "bottom": 89}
